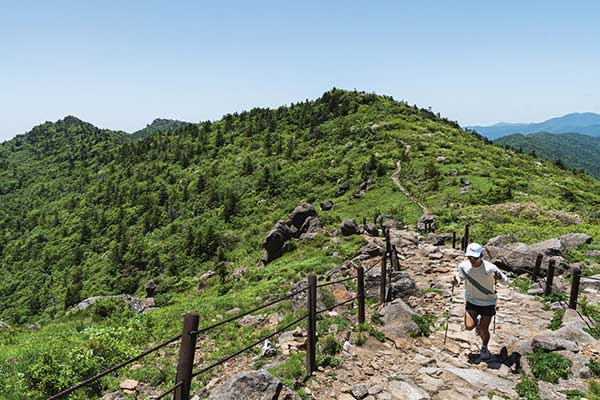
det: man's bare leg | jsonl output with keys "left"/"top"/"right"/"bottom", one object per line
{"left": 479, "top": 316, "right": 492, "bottom": 347}
{"left": 464, "top": 309, "right": 478, "bottom": 331}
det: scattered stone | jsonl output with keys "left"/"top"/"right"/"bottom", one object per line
{"left": 340, "top": 219, "right": 360, "bottom": 236}
{"left": 70, "top": 295, "right": 146, "bottom": 314}
{"left": 368, "top": 385, "right": 383, "bottom": 395}
{"left": 227, "top": 307, "right": 241, "bottom": 315}
{"left": 119, "top": 379, "right": 138, "bottom": 394}
{"left": 459, "top": 178, "right": 470, "bottom": 186}
{"left": 28, "top": 323, "right": 41, "bottom": 331}
{"left": 335, "top": 181, "right": 350, "bottom": 197}
{"left": 360, "top": 243, "right": 382, "bottom": 257}
{"left": 426, "top": 233, "right": 452, "bottom": 246}
{"left": 586, "top": 250, "right": 600, "bottom": 258}
{"left": 239, "top": 314, "right": 265, "bottom": 327}
{"left": 207, "top": 370, "right": 300, "bottom": 399}
{"left": 321, "top": 200, "right": 334, "bottom": 211}
{"left": 387, "top": 380, "right": 430, "bottom": 400}
{"left": 0, "top": 321, "right": 10, "bottom": 329}
{"left": 143, "top": 297, "right": 156, "bottom": 308}
{"left": 459, "top": 187, "right": 469, "bottom": 194}
{"left": 448, "top": 169, "right": 458, "bottom": 176}
{"left": 436, "top": 156, "right": 445, "bottom": 163}
{"left": 198, "top": 270, "right": 218, "bottom": 291}
{"left": 364, "top": 223, "right": 379, "bottom": 237}
{"left": 351, "top": 384, "right": 369, "bottom": 399}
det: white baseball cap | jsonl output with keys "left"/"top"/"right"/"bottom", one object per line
{"left": 465, "top": 242, "right": 484, "bottom": 258}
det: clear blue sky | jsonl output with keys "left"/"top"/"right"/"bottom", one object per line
{"left": 1, "top": 0, "right": 599, "bottom": 141}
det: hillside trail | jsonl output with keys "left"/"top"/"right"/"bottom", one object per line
{"left": 392, "top": 141, "right": 429, "bottom": 215}
{"left": 307, "top": 230, "right": 557, "bottom": 400}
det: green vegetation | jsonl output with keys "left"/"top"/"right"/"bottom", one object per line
{"left": 548, "top": 309, "right": 565, "bottom": 331}
{"left": 515, "top": 373, "right": 540, "bottom": 400}
{"left": 356, "top": 322, "right": 386, "bottom": 342}
{"left": 496, "top": 132, "right": 600, "bottom": 180}
{"left": 527, "top": 350, "right": 572, "bottom": 384}
{"left": 2, "top": 89, "right": 600, "bottom": 398}
{"left": 588, "top": 359, "right": 600, "bottom": 377}
{"left": 513, "top": 276, "right": 534, "bottom": 294}
{"left": 411, "top": 313, "right": 436, "bottom": 337}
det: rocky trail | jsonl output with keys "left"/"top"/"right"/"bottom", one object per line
{"left": 391, "top": 141, "right": 429, "bottom": 215}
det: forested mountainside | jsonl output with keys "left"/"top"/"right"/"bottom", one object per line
{"left": 131, "top": 118, "right": 191, "bottom": 138}
{"left": 1, "top": 89, "right": 600, "bottom": 399}
{"left": 496, "top": 132, "right": 600, "bottom": 180}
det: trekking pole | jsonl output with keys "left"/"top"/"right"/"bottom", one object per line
{"left": 444, "top": 283, "right": 455, "bottom": 348}
{"left": 493, "top": 279, "right": 497, "bottom": 333}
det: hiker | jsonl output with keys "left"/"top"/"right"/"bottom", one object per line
{"left": 452, "top": 242, "right": 508, "bottom": 360}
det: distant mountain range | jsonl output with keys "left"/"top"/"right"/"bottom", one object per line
{"left": 467, "top": 112, "right": 600, "bottom": 139}
{"left": 495, "top": 132, "right": 600, "bottom": 179}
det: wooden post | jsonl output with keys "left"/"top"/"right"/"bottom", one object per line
{"left": 463, "top": 224, "right": 470, "bottom": 250}
{"left": 532, "top": 254, "right": 543, "bottom": 282}
{"left": 380, "top": 252, "right": 387, "bottom": 304}
{"left": 174, "top": 312, "right": 199, "bottom": 400}
{"left": 306, "top": 275, "right": 317, "bottom": 374}
{"left": 357, "top": 266, "right": 365, "bottom": 324}
{"left": 452, "top": 232, "right": 457, "bottom": 250}
{"left": 569, "top": 267, "right": 582, "bottom": 310}
{"left": 544, "top": 259, "right": 556, "bottom": 296}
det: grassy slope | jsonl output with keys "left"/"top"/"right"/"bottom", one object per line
{"left": 1, "top": 90, "right": 600, "bottom": 399}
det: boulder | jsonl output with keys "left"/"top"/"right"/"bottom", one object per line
{"left": 71, "top": 295, "right": 146, "bottom": 313}
{"left": 320, "top": 200, "right": 334, "bottom": 211}
{"left": 531, "top": 334, "right": 579, "bottom": 352}
{"left": 426, "top": 233, "right": 453, "bottom": 246}
{"left": 334, "top": 181, "right": 350, "bottom": 197}
{"left": 380, "top": 299, "right": 420, "bottom": 339}
{"left": 559, "top": 233, "right": 592, "bottom": 250}
{"left": 364, "top": 223, "right": 379, "bottom": 236}
{"left": 485, "top": 234, "right": 517, "bottom": 247}
{"left": 460, "top": 178, "right": 471, "bottom": 186}
{"left": 484, "top": 242, "right": 540, "bottom": 274}
{"left": 119, "top": 379, "right": 138, "bottom": 394}
{"left": 287, "top": 203, "right": 317, "bottom": 232}
{"left": 360, "top": 243, "right": 383, "bottom": 257}
{"left": 365, "top": 268, "right": 418, "bottom": 300}
{"left": 417, "top": 214, "right": 436, "bottom": 232}
{"left": 530, "top": 238, "right": 565, "bottom": 257}
{"left": 448, "top": 169, "right": 458, "bottom": 176}
{"left": 145, "top": 279, "right": 157, "bottom": 298}
{"left": 207, "top": 370, "right": 300, "bottom": 400}
{"left": 0, "top": 321, "right": 10, "bottom": 329}
{"left": 387, "top": 379, "right": 430, "bottom": 400}
{"left": 298, "top": 216, "right": 323, "bottom": 240}
{"left": 289, "top": 281, "right": 326, "bottom": 312}
{"left": 28, "top": 323, "right": 41, "bottom": 331}
{"left": 262, "top": 221, "right": 292, "bottom": 264}
{"left": 198, "top": 270, "right": 218, "bottom": 291}
{"left": 340, "top": 219, "right": 360, "bottom": 236}
{"left": 351, "top": 384, "right": 369, "bottom": 399}
{"left": 459, "top": 187, "right": 470, "bottom": 194}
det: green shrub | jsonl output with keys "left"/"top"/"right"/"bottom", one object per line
{"left": 527, "top": 350, "right": 572, "bottom": 383}
{"left": 515, "top": 374, "right": 540, "bottom": 400}
{"left": 548, "top": 309, "right": 564, "bottom": 331}
{"left": 355, "top": 332, "right": 366, "bottom": 346}
{"left": 320, "top": 335, "right": 342, "bottom": 356}
{"left": 513, "top": 276, "right": 534, "bottom": 294}
{"left": 411, "top": 314, "right": 436, "bottom": 337}
{"left": 588, "top": 359, "right": 600, "bottom": 377}
{"left": 268, "top": 352, "right": 306, "bottom": 387}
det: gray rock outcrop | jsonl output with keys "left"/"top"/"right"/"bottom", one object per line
{"left": 207, "top": 370, "right": 300, "bottom": 400}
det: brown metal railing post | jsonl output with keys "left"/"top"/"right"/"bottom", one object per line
{"left": 174, "top": 312, "right": 199, "bottom": 400}
{"left": 452, "top": 232, "right": 457, "bottom": 250}
{"left": 380, "top": 252, "right": 387, "bottom": 304}
{"left": 569, "top": 266, "right": 582, "bottom": 310}
{"left": 532, "top": 254, "right": 543, "bottom": 281}
{"left": 544, "top": 259, "right": 556, "bottom": 296}
{"left": 306, "top": 275, "right": 317, "bottom": 374}
{"left": 357, "top": 266, "right": 366, "bottom": 324}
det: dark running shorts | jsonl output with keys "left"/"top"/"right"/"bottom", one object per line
{"left": 466, "top": 302, "right": 496, "bottom": 317}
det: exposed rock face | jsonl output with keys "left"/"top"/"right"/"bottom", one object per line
{"left": 485, "top": 234, "right": 517, "bottom": 247}
{"left": 262, "top": 221, "right": 292, "bottom": 264}
{"left": 559, "top": 233, "right": 592, "bottom": 250}
{"left": 363, "top": 223, "right": 379, "bottom": 237}
{"left": 340, "top": 219, "right": 360, "bottom": 236}
{"left": 532, "top": 334, "right": 579, "bottom": 352}
{"left": 417, "top": 214, "right": 436, "bottom": 232}
{"left": 365, "top": 268, "right": 418, "bottom": 300}
{"left": 530, "top": 238, "right": 565, "bottom": 257}
{"left": 426, "top": 233, "right": 452, "bottom": 246}
{"left": 335, "top": 181, "right": 350, "bottom": 197}
{"left": 207, "top": 370, "right": 300, "bottom": 400}
{"left": 320, "top": 200, "right": 334, "bottom": 211}
{"left": 380, "top": 299, "right": 420, "bottom": 339}
{"left": 288, "top": 203, "right": 317, "bottom": 232}
{"left": 289, "top": 280, "right": 325, "bottom": 312}
{"left": 70, "top": 295, "right": 146, "bottom": 313}
{"left": 198, "top": 270, "right": 217, "bottom": 291}
{"left": 298, "top": 216, "right": 323, "bottom": 240}
{"left": 484, "top": 242, "right": 542, "bottom": 274}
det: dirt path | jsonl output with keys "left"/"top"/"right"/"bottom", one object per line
{"left": 391, "top": 141, "right": 429, "bottom": 215}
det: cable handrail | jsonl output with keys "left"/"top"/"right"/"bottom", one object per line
{"left": 152, "top": 381, "right": 183, "bottom": 400}
{"left": 191, "top": 314, "right": 308, "bottom": 378}
{"left": 188, "top": 287, "right": 308, "bottom": 336}
{"left": 317, "top": 275, "right": 355, "bottom": 287}
{"left": 46, "top": 334, "right": 182, "bottom": 400}
{"left": 316, "top": 296, "right": 358, "bottom": 315}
